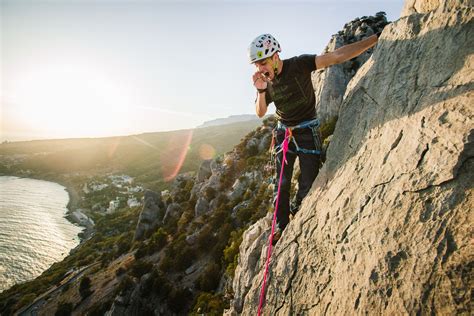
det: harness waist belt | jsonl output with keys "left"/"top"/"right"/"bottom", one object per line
{"left": 276, "top": 118, "right": 320, "bottom": 131}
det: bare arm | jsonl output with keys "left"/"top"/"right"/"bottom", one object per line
{"left": 316, "top": 34, "right": 378, "bottom": 69}
{"left": 255, "top": 91, "right": 268, "bottom": 118}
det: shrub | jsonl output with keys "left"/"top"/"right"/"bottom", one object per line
{"left": 173, "top": 246, "right": 195, "bottom": 271}
{"left": 196, "top": 226, "right": 216, "bottom": 251}
{"left": 196, "top": 262, "right": 221, "bottom": 292}
{"left": 320, "top": 116, "right": 338, "bottom": 141}
{"left": 134, "top": 244, "right": 149, "bottom": 260}
{"left": 115, "top": 267, "right": 126, "bottom": 276}
{"left": 177, "top": 210, "right": 194, "bottom": 233}
{"left": 16, "top": 293, "right": 36, "bottom": 310}
{"left": 61, "top": 283, "right": 70, "bottom": 293}
{"left": 117, "top": 275, "right": 135, "bottom": 295}
{"left": 168, "top": 287, "right": 192, "bottom": 313}
{"left": 55, "top": 302, "right": 73, "bottom": 316}
{"left": 158, "top": 255, "right": 173, "bottom": 272}
{"left": 87, "top": 300, "right": 112, "bottom": 316}
{"left": 150, "top": 229, "right": 167, "bottom": 251}
{"left": 151, "top": 269, "right": 171, "bottom": 297}
{"left": 115, "top": 232, "right": 133, "bottom": 257}
{"left": 79, "top": 276, "right": 92, "bottom": 300}
{"left": 236, "top": 205, "right": 253, "bottom": 225}
{"left": 130, "top": 260, "right": 153, "bottom": 278}
{"left": 192, "top": 293, "right": 226, "bottom": 315}
{"left": 223, "top": 229, "right": 244, "bottom": 277}
{"left": 204, "top": 186, "right": 216, "bottom": 200}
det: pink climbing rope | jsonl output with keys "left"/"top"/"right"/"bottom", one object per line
{"left": 257, "top": 128, "right": 291, "bottom": 316}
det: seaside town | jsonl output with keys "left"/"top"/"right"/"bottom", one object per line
{"left": 71, "top": 174, "right": 145, "bottom": 239}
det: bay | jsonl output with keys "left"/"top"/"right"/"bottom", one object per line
{"left": 0, "top": 176, "right": 82, "bottom": 293}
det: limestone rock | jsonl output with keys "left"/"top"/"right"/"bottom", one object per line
{"left": 197, "top": 159, "right": 212, "bottom": 182}
{"left": 134, "top": 190, "right": 165, "bottom": 241}
{"left": 195, "top": 197, "right": 210, "bottom": 217}
{"left": 231, "top": 213, "right": 272, "bottom": 314}
{"left": 245, "top": 138, "right": 259, "bottom": 156}
{"left": 210, "top": 157, "right": 224, "bottom": 174}
{"left": 228, "top": 176, "right": 250, "bottom": 202}
{"left": 186, "top": 231, "right": 199, "bottom": 246}
{"left": 258, "top": 133, "right": 272, "bottom": 153}
{"left": 232, "top": 4, "right": 473, "bottom": 315}
{"left": 209, "top": 193, "right": 226, "bottom": 212}
{"left": 163, "top": 202, "right": 181, "bottom": 225}
{"left": 401, "top": 0, "right": 471, "bottom": 17}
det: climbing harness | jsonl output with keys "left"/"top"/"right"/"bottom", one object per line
{"left": 266, "top": 119, "right": 322, "bottom": 181}
{"left": 274, "top": 118, "right": 322, "bottom": 155}
{"left": 258, "top": 128, "right": 290, "bottom": 316}
{"left": 258, "top": 119, "right": 322, "bottom": 314}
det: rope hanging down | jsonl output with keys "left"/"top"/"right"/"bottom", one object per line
{"left": 257, "top": 128, "right": 291, "bottom": 316}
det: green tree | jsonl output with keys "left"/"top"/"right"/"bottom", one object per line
{"left": 79, "top": 276, "right": 92, "bottom": 300}
{"left": 55, "top": 302, "right": 73, "bottom": 316}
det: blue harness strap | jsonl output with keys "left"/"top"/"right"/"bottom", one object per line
{"left": 274, "top": 119, "right": 322, "bottom": 155}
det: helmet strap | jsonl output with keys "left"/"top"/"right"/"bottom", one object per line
{"left": 272, "top": 55, "right": 279, "bottom": 77}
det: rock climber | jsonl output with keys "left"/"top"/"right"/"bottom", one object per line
{"left": 249, "top": 32, "right": 380, "bottom": 244}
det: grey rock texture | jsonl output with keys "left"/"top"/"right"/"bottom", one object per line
{"left": 231, "top": 214, "right": 272, "bottom": 314}
{"left": 194, "top": 196, "right": 210, "bottom": 217}
{"left": 197, "top": 159, "right": 212, "bottom": 182}
{"left": 401, "top": 0, "right": 471, "bottom": 17}
{"left": 134, "top": 190, "right": 165, "bottom": 241}
{"left": 312, "top": 13, "right": 389, "bottom": 124}
{"left": 228, "top": 176, "right": 250, "bottom": 202}
{"left": 163, "top": 202, "right": 181, "bottom": 225}
{"left": 229, "top": 3, "right": 473, "bottom": 315}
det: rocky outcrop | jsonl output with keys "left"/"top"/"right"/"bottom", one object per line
{"left": 197, "top": 159, "right": 212, "bottom": 182}
{"left": 312, "top": 12, "right": 389, "bottom": 124}
{"left": 230, "top": 2, "right": 473, "bottom": 315}
{"left": 194, "top": 196, "right": 210, "bottom": 217}
{"left": 134, "top": 190, "right": 166, "bottom": 241}
{"left": 231, "top": 214, "right": 272, "bottom": 313}
{"left": 163, "top": 202, "right": 181, "bottom": 225}
{"left": 401, "top": 0, "right": 469, "bottom": 16}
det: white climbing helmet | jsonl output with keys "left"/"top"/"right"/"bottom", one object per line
{"left": 248, "top": 34, "right": 281, "bottom": 64}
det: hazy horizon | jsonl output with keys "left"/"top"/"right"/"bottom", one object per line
{"left": 0, "top": 114, "right": 262, "bottom": 144}
{"left": 1, "top": 0, "right": 404, "bottom": 142}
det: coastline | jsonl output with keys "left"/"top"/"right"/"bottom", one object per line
{"left": 0, "top": 173, "right": 94, "bottom": 242}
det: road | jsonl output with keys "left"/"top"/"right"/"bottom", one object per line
{"left": 16, "top": 263, "right": 99, "bottom": 316}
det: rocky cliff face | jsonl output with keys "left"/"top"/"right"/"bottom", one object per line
{"left": 229, "top": 2, "right": 472, "bottom": 315}
{"left": 312, "top": 12, "right": 389, "bottom": 124}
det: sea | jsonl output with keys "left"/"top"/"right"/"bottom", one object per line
{"left": 0, "top": 176, "right": 83, "bottom": 293}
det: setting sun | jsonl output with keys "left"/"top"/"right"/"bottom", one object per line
{"left": 5, "top": 61, "right": 133, "bottom": 139}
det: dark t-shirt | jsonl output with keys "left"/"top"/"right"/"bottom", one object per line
{"left": 265, "top": 54, "right": 317, "bottom": 126}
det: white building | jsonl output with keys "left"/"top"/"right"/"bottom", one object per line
{"left": 127, "top": 197, "right": 141, "bottom": 208}
{"left": 90, "top": 183, "right": 108, "bottom": 192}
{"left": 82, "top": 183, "right": 90, "bottom": 194}
{"left": 128, "top": 186, "right": 143, "bottom": 193}
{"left": 107, "top": 199, "right": 121, "bottom": 213}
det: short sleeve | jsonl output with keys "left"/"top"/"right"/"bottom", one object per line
{"left": 297, "top": 54, "right": 317, "bottom": 72}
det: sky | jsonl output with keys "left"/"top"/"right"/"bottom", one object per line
{"left": 1, "top": 0, "right": 405, "bottom": 142}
